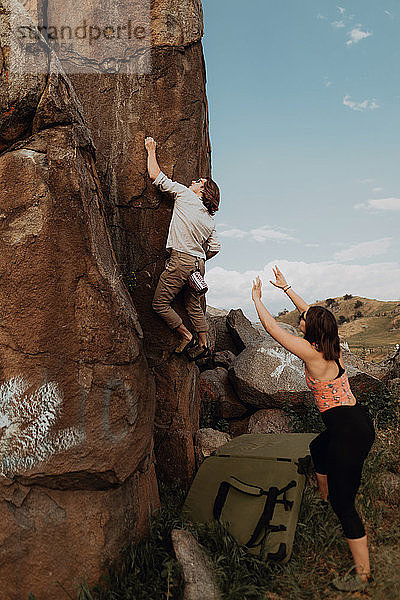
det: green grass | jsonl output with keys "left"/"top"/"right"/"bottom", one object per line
{"left": 346, "top": 316, "right": 400, "bottom": 347}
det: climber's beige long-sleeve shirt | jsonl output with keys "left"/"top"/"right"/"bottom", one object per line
{"left": 153, "top": 171, "right": 221, "bottom": 260}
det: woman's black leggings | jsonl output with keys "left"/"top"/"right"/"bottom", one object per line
{"left": 309, "top": 403, "right": 375, "bottom": 539}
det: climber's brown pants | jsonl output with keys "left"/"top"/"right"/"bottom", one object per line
{"left": 152, "top": 250, "right": 208, "bottom": 332}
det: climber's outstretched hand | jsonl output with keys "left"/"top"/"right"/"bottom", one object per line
{"left": 145, "top": 137, "right": 156, "bottom": 153}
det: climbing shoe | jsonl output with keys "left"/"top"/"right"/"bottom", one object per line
{"left": 175, "top": 335, "right": 196, "bottom": 354}
{"left": 186, "top": 344, "right": 211, "bottom": 361}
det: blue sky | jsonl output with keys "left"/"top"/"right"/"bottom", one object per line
{"left": 201, "top": 0, "right": 400, "bottom": 318}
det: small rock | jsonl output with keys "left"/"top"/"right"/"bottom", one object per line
{"left": 195, "top": 428, "right": 231, "bottom": 466}
{"left": 171, "top": 529, "right": 222, "bottom": 600}
{"left": 247, "top": 409, "right": 293, "bottom": 434}
{"left": 213, "top": 350, "right": 236, "bottom": 369}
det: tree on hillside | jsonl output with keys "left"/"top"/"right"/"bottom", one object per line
{"left": 354, "top": 300, "right": 363, "bottom": 309}
{"left": 338, "top": 315, "right": 349, "bottom": 325}
{"left": 343, "top": 294, "right": 353, "bottom": 300}
{"left": 326, "top": 298, "right": 336, "bottom": 307}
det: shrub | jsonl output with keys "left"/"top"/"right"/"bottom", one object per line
{"left": 343, "top": 294, "right": 353, "bottom": 300}
{"left": 325, "top": 298, "right": 335, "bottom": 307}
{"left": 354, "top": 300, "right": 363, "bottom": 309}
{"left": 337, "top": 315, "right": 348, "bottom": 325}
{"left": 359, "top": 384, "right": 400, "bottom": 430}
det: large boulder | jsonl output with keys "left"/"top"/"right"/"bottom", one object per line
{"left": 0, "top": 4, "right": 158, "bottom": 599}
{"left": 208, "top": 314, "right": 240, "bottom": 354}
{"left": 229, "top": 341, "right": 382, "bottom": 409}
{"left": 226, "top": 308, "right": 262, "bottom": 351}
{"left": 43, "top": 0, "right": 213, "bottom": 483}
{"left": 228, "top": 342, "right": 310, "bottom": 409}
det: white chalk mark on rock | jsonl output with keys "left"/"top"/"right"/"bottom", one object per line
{"left": 0, "top": 375, "right": 84, "bottom": 476}
{"left": 258, "top": 347, "right": 304, "bottom": 379}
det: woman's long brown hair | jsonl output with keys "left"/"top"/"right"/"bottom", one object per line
{"left": 304, "top": 305, "right": 340, "bottom": 360}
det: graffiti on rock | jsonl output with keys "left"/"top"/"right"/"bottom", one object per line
{"left": 0, "top": 375, "right": 84, "bottom": 476}
{"left": 258, "top": 346, "right": 304, "bottom": 379}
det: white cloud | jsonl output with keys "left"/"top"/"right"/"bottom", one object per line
{"left": 343, "top": 95, "right": 380, "bottom": 112}
{"left": 346, "top": 27, "right": 372, "bottom": 45}
{"left": 333, "top": 238, "right": 392, "bottom": 262}
{"left": 250, "top": 226, "right": 295, "bottom": 243}
{"left": 332, "top": 20, "right": 345, "bottom": 28}
{"left": 384, "top": 10, "right": 392, "bottom": 18}
{"left": 219, "top": 228, "right": 247, "bottom": 239}
{"left": 218, "top": 225, "right": 295, "bottom": 243}
{"left": 356, "top": 197, "right": 400, "bottom": 211}
{"left": 324, "top": 76, "right": 333, "bottom": 87}
{"left": 359, "top": 178, "right": 376, "bottom": 184}
{"left": 337, "top": 6, "right": 346, "bottom": 15}
{"left": 206, "top": 260, "right": 400, "bottom": 319}
{"left": 317, "top": 13, "right": 327, "bottom": 20}
{"left": 372, "top": 187, "right": 383, "bottom": 192}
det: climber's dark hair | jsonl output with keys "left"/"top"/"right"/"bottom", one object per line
{"left": 202, "top": 178, "right": 220, "bottom": 215}
{"left": 304, "top": 305, "right": 340, "bottom": 361}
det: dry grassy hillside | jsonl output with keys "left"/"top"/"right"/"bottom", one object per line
{"left": 277, "top": 295, "right": 400, "bottom": 362}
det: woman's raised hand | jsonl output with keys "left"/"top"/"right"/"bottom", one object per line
{"left": 270, "top": 265, "right": 288, "bottom": 289}
{"left": 252, "top": 276, "right": 263, "bottom": 302}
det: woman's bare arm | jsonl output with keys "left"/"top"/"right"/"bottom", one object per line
{"left": 270, "top": 265, "right": 309, "bottom": 313}
{"left": 252, "top": 277, "right": 314, "bottom": 361}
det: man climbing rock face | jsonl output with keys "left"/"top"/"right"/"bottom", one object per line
{"left": 144, "top": 137, "right": 221, "bottom": 360}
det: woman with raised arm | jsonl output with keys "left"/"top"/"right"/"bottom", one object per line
{"left": 251, "top": 266, "right": 375, "bottom": 592}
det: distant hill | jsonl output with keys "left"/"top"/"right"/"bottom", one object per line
{"left": 276, "top": 295, "right": 400, "bottom": 362}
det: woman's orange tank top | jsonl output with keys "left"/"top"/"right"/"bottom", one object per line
{"left": 305, "top": 364, "right": 356, "bottom": 413}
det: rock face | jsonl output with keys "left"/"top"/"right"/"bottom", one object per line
{"left": 42, "top": 0, "right": 212, "bottom": 483}
{"left": 0, "top": 3, "right": 158, "bottom": 598}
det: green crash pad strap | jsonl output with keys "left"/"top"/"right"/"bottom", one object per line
{"left": 213, "top": 476, "right": 267, "bottom": 521}
{"left": 213, "top": 477, "right": 297, "bottom": 557}
{"left": 246, "top": 480, "right": 296, "bottom": 549}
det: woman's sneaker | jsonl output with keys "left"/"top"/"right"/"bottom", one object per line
{"left": 332, "top": 569, "right": 369, "bottom": 592}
